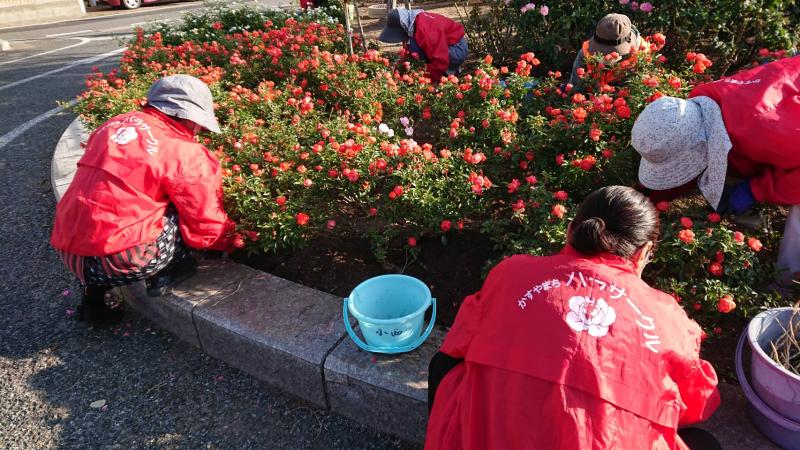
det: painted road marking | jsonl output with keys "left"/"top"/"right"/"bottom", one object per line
{"left": 0, "top": 100, "right": 77, "bottom": 150}
{"left": 45, "top": 30, "right": 93, "bottom": 38}
{"left": 0, "top": 46, "right": 126, "bottom": 92}
{"left": 0, "top": 37, "right": 90, "bottom": 67}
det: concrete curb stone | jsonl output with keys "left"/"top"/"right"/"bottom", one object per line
{"left": 193, "top": 267, "right": 355, "bottom": 408}
{"left": 324, "top": 328, "right": 444, "bottom": 443}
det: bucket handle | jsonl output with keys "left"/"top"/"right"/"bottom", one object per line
{"left": 342, "top": 297, "right": 437, "bottom": 354}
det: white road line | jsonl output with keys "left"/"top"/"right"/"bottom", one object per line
{"left": 46, "top": 30, "right": 93, "bottom": 38}
{"left": 0, "top": 100, "right": 77, "bottom": 150}
{"left": 0, "top": 37, "right": 90, "bottom": 67}
{"left": 0, "top": 46, "right": 126, "bottom": 92}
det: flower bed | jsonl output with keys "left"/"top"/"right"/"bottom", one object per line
{"left": 70, "top": 4, "right": 794, "bottom": 362}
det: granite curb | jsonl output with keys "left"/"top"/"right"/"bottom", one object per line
{"left": 51, "top": 118, "right": 781, "bottom": 449}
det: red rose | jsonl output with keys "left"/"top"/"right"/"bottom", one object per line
{"left": 457, "top": 220, "right": 465, "bottom": 231}
{"left": 276, "top": 196, "right": 287, "bottom": 206}
{"left": 708, "top": 262, "right": 724, "bottom": 277}
{"left": 579, "top": 156, "right": 596, "bottom": 171}
{"left": 326, "top": 219, "right": 336, "bottom": 230}
{"left": 233, "top": 234, "right": 246, "bottom": 248}
{"left": 680, "top": 217, "right": 693, "bottom": 228}
{"left": 553, "top": 190, "right": 568, "bottom": 201}
{"left": 678, "top": 229, "right": 695, "bottom": 244}
{"left": 440, "top": 220, "right": 452, "bottom": 232}
{"left": 693, "top": 303, "right": 702, "bottom": 311}
{"left": 555, "top": 154, "right": 565, "bottom": 166}
{"left": 369, "top": 207, "right": 378, "bottom": 217}
{"left": 714, "top": 251, "right": 725, "bottom": 263}
{"left": 747, "top": 237, "right": 763, "bottom": 252}
{"left": 733, "top": 231, "right": 745, "bottom": 243}
{"left": 295, "top": 212, "right": 310, "bottom": 226}
{"left": 717, "top": 295, "right": 736, "bottom": 313}
{"left": 656, "top": 201, "right": 670, "bottom": 212}
{"left": 407, "top": 236, "right": 417, "bottom": 247}
{"left": 707, "top": 212, "right": 721, "bottom": 223}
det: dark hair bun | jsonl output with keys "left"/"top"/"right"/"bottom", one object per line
{"left": 571, "top": 217, "right": 616, "bottom": 255}
{"left": 568, "top": 186, "right": 660, "bottom": 258}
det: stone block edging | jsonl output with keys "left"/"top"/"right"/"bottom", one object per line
{"left": 51, "top": 118, "right": 781, "bottom": 449}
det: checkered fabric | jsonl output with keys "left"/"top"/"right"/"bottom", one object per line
{"left": 58, "top": 208, "right": 189, "bottom": 286}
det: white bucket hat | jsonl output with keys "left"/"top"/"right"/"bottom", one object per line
{"left": 146, "top": 74, "right": 221, "bottom": 133}
{"left": 631, "top": 96, "right": 732, "bottom": 209}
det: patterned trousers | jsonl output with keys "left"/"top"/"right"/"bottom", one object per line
{"left": 57, "top": 208, "right": 189, "bottom": 286}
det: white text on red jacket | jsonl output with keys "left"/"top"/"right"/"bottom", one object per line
{"left": 517, "top": 271, "right": 662, "bottom": 353}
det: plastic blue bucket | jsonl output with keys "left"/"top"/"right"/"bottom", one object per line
{"left": 343, "top": 274, "right": 436, "bottom": 354}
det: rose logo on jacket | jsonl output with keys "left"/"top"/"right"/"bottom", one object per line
{"left": 566, "top": 296, "right": 616, "bottom": 338}
{"left": 111, "top": 127, "right": 139, "bottom": 145}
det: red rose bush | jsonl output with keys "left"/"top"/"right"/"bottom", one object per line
{"left": 69, "top": 5, "right": 789, "bottom": 332}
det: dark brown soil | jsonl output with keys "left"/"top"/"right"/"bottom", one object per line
{"left": 237, "top": 229, "right": 750, "bottom": 383}
{"left": 237, "top": 230, "right": 500, "bottom": 326}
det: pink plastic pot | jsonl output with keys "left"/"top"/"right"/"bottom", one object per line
{"left": 736, "top": 308, "right": 800, "bottom": 450}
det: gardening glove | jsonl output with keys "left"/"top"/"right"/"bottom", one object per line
{"left": 716, "top": 181, "right": 755, "bottom": 216}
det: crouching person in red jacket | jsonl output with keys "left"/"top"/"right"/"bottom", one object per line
{"left": 426, "top": 186, "right": 721, "bottom": 450}
{"left": 378, "top": 8, "right": 468, "bottom": 83}
{"left": 51, "top": 74, "right": 236, "bottom": 325}
{"left": 632, "top": 57, "right": 800, "bottom": 283}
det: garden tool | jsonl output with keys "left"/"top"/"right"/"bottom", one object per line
{"left": 353, "top": 0, "right": 368, "bottom": 52}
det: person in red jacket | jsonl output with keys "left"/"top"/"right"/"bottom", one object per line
{"left": 378, "top": 8, "right": 468, "bottom": 82}
{"left": 631, "top": 57, "right": 800, "bottom": 283}
{"left": 426, "top": 186, "right": 721, "bottom": 450}
{"left": 52, "top": 74, "right": 236, "bottom": 324}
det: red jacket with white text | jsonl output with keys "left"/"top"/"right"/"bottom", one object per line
{"left": 425, "top": 247, "right": 720, "bottom": 450}
{"left": 51, "top": 108, "right": 235, "bottom": 256}
{"left": 689, "top": 57, "right": 800, "bottom": 205}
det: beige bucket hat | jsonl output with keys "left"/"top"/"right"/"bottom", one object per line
{"left": 588, "top": 14, "right": 639, "bottom": 56}
{"left": 631, "top": 96, "right": 732, "bottom": 209}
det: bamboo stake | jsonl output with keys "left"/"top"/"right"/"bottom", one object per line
{"left": 353, "top": 0, "right": 368, "bottom": 53}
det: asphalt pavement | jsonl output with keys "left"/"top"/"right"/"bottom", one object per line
{"left": 0, "top": 4, "right": 419, "bottom": 449}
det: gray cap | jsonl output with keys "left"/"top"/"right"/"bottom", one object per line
{"left": 146, "top": 74, "right": 221, "bottom": 133}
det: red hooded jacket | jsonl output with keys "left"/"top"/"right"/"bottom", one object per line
{"left": 412, "top": 12, "right": 465, "bottom": 82}
{"left": 689, "top": 57, "right": 800, "bottom": 205}
{"left": 426, "top": 247, "right": 720, "bottom": 450}
{"left": 51, "top": 108, "right": 235, "bottom": 256}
